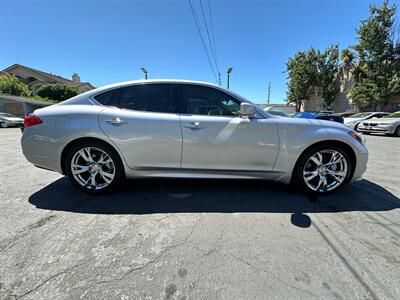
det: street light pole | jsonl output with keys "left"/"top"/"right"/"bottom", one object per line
{"left": 140, "top": 67, "right": 148, "bottom": 80}
{"left": 227, "top": 67, "right": 233, "bottom": 89}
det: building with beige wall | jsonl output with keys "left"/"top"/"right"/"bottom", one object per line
{"left": 2, "top": 64, "right": 95, "bottom": 94}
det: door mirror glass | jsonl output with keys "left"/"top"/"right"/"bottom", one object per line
{"left": 240, "top": 103, "right": 256, "bottom": 118}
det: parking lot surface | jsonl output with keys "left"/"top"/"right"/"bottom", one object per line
{"left": 1, "top": 128, "right": 399, "bottom": 300}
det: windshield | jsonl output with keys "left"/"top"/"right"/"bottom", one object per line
{"left": 350, "top": 112, "right": 372, "bottom": 118}
{"left": 384, "top": 111, "right": 400, "bottom": 118}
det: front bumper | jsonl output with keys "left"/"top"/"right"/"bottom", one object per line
{"left": 350, "top": 142, "right": 369, "bottom": 182}
{"left": 358, "top": 125, "right": 395, "bottom": 134}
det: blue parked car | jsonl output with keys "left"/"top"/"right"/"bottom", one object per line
{"left": 292, "top": 111, "right": 344, "bottom": 123}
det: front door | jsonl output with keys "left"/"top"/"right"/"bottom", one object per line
{"left": 178, "top": 84, "right": 279, "bottom": 171}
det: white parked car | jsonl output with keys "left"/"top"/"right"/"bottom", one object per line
{"left": 21, "top": 80, "right": 368, "bottom": 195}
{"left": 0, "top": 112, "right": 24, "bottom": 128}
{"left": 343, "top": 112, "right": 390, "bottom": 131}
{"left": 358, "top": 111, "right": 400, "bottom": 136}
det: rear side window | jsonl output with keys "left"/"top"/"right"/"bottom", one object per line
{"left": 118, "top": 84, "right": 174, "bottom": 113}
{"left": 94, "top": 88, "right": 120, "bottom": 106}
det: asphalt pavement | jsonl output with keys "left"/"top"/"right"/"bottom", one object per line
{"left": 0, "top": 128, "right": 399, "bottom": 300}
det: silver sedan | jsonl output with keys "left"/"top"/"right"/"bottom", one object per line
{"left": 21, "top": 80, "right": 368, "bottom": 194}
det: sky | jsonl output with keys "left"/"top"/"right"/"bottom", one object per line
{"left": 0, "top": 0, "right": 395, "bottom": 103}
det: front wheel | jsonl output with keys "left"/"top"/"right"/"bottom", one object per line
{"left": 65, "top": 140, "right": 124, "bottom": 194}
{"left": 293, "top": 146, "right": 352, "bottom": 194}
{"left": 0, "top": 122, "right": 8, "bottom": 128}
{"left": 394, "top": 126, "right": 400, "bottom": 137}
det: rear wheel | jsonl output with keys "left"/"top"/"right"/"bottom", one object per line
{"left": 65, "top": 140, "right": 124, "bottom": 194}
{"left": 0, "top": 122, "right": 8, "bottom": 128}
{"left": 293, "top": 145, "right": 352, "bottom": 194}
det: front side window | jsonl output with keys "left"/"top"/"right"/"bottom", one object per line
{"left": 118, "top": 84, "right": 174, "bottom": 113}
{"left": 181, "top": 85, "right": 241, "bottom": 116}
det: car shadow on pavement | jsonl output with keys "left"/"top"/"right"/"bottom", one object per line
{"left": 29, "top": 177, "right": 399, "bottom": 223}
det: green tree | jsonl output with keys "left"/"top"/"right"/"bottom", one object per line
{"left": 350, "top": 0, "right": 400, "bottom": 110}
{"left": 286, "top": 48, "right": 318, "bottom": 111}
{"left": 37, "top": 84, "right": 78, "bottom": 101}
{"left": 316, "top": 45, "right": 340, "bottom": 109}
{"left": 0, "top": 74, "right": 30, "bottom": 97}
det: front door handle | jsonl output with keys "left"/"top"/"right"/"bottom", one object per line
{"left": 184, "top": 121, "right": 206, "bottom": 129}
{"left": 105, "top": 117, "right": 127, "bottom": 126}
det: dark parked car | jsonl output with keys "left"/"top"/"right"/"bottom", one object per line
{"left": 333, "top": 112, "right": 356, "bottom": 118}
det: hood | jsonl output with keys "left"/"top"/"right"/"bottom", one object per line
{"left": 343, "top": 117, "right": 364, "bottom": 123}
{"left": 365, "top": 117, "right": 400, "bottom": 124}
{"left": 274, "top": 116, "right": 348, "bottom": 130}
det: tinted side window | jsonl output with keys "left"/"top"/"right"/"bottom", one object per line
{"left": 118, "top": 84, "right": 174, "bottom": 113}
{"left": 94, "top": 88, "right": 120, "bottom": 106}
{"left": 181, "top": 85, "right": 241, "bottom": 116}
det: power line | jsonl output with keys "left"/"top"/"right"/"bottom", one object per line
{"left": 207, "top": 0, "right": 218, "bottom": 71}
{"left": 199, "top": 0, "right": 219, "bottom": 74}
{"left": 188, "top": 0, "right": 218, "bottom": 81}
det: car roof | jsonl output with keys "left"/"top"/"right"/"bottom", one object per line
{"left": 85, "top": 79, "right": 250, "bottom": 103}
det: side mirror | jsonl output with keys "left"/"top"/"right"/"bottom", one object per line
{"left": 240, "top": 103, "right": 256, "bottom": 118}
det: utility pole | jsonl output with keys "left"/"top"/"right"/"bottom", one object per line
{"left": 267, "top": 82, "right": 271, "bottom": 104}
{"left": 227, "top": 68, "right": 233, "bottom": 89}
{"left": 218, "top": 72, "right": 221, "bottom": 86}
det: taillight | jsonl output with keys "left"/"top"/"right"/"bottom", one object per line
{"left": 24, "top": 114, "right": 43, "bottom": 128}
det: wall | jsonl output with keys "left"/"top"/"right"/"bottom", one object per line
{"left": 0, "top": 95, "right": 51, "bottom": 117}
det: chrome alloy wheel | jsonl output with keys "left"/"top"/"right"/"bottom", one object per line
{"left": 70, "top": 147, "right": 115, "bottom": 190}
{"left": 303, "top": 150, "right": 348, "bottom": 192}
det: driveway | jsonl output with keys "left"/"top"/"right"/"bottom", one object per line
{"left": 0, "top": 128, "right": 399, "bottom": 299}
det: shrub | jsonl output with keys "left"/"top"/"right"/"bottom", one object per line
{"left": 0, "top": 74, "right": 31, "bottom": 96}
{"left": 37, "top": 84, "right": 78, "bottom": 101}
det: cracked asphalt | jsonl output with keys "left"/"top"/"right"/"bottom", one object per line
{"left": 1, "top": 128, "right": 399, "bottom": 300}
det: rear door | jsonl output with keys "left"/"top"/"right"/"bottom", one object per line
{"left": 97, "top": 84, "right": 182, "bottom": 169}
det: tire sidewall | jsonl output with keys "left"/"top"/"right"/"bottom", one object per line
{"left": 65, "top": 140, "right": 125, "bottom": 194}
{"left": 294, "top": 145, "right": 352, "bottom": 195}
{"left": 395, "top": 126, "right": 400, "bottom": 137}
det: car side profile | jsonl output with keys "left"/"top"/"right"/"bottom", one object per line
{"left": 358, "top": 111, "right": 400, "bottom": 136}
{"left": 343, "top": 112, "right": 390, "bottom": 131}
{"left": 21, "top": 80, "right": 368, "bottom": 194}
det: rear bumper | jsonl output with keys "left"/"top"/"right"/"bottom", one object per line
{"left": 21, "top": 128, "right": 63, "bottom": 173}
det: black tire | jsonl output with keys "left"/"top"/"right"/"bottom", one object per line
{"left": 394, "top": 126, "right": 400, "bottom": 137}
{"left": 292, "top": 144, "right": 352, "bottom": 195}
{"left": 0, "top": 122, "right": 8, "bottom": 128}
{"left": 65, "top": 140, "right": 125, "bottom": 194}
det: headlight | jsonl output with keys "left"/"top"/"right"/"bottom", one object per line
{"left": 348, "top": 130, "right": 365, "bottom": 145}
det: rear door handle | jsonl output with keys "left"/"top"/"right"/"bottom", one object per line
{"left": 184, "top": 121, "right": 206, "bottom": 129}
{"left": 105, "top": 117, "right": 127, "bottom": 126}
